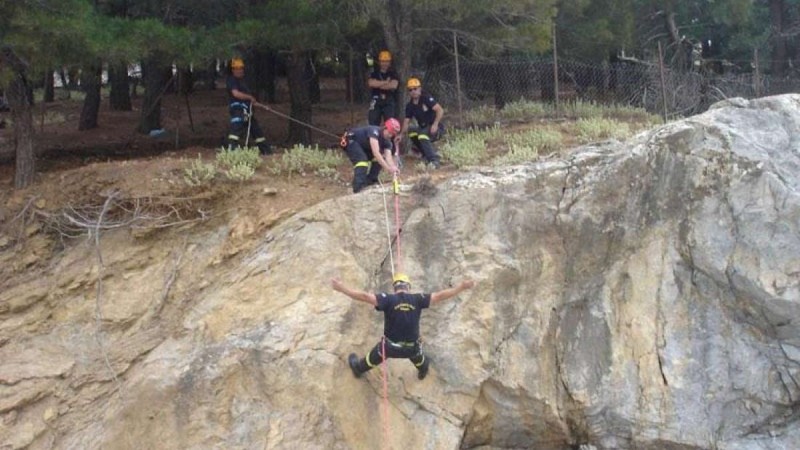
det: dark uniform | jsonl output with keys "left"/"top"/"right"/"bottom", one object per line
{"left": 405, "top": 92, "right": 445, "bottom": 167}
{"left": 341, "top": 125, "right": 393, "bottom": 193}
{"left": 349, "top": 291, "right": 431, "bottom": 378}
{"left": 368, "top": 68, "right": 399, "bottom": 126}
{"left": 225, "top": 75, "right": 270, "bottom": 154}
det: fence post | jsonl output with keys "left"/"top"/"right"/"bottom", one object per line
{"left": 453, "top": 31, "right": 464, "bottom": 128}
{"left": 657, "top": 42, "right": 669, "bottom": 123}
{"left": 552, "top": 22, "right": 559, "bottom": 113}
{"left": 753, "top": 49, "right": 761, "bottom": 98}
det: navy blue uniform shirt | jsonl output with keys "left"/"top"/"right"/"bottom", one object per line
{"left": 405, "top": 92, "right": 439, "bottom": 127}
{"left": 375, "top": 292, "right": 431, "bottom": 343}
{"left": 347, "top": 126, "right": 392, "bottom": 152}
{"left": 226, "top": 75, "right": 251, "bottom": 106}
{"left": 369, "top": 69, "right": 399, "bottom": 99}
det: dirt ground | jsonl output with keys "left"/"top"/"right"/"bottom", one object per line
{"left": 0, "top": 80, "right": 459, "bottom": 284}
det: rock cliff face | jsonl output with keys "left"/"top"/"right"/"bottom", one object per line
{"left": 2, "top": 95, "right": 800, "bottom": 450}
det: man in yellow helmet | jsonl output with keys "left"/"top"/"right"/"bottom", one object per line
{"left": 331, "top": 273, "right": 475, "bottom": 380}
{"left": 367, "top": 50, "right": 399, "bottom": 127}
{"left": 400, "top": 76, "right": 444, "bottom": 168}
{"left": 226, "top": 58, "right": 271, "bottom": 155}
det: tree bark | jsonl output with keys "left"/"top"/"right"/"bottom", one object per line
{"left": 286, "top": 49, "right": 312, "bottom": 144}
{"left": 2, "top": 47, "right": 35, "bottom": 188}
{"left": 769, "top": 0, "right": 787, "bottom": 77}
{"left": 109, "top": 62, "right": 132, "bottom": 110}
{"left": 138, "top": 54, "right": 170, "bottom": 134}
{"left": 307, "top": 53, "right": 321, "bottom": 104}
{"left": 348, "top": 50, "right": 369, "bottom": 103}
{"left": 78, "top": 62, "right": 102, "bottom": 130}
{"left": 43, "top": 69, "right": 55, "bottom": 103}
{"left": 379, "top": 0, "right": 413, "bottom": 118}
{"left": 264, "top": 50, "right": 278, "bottom": 103}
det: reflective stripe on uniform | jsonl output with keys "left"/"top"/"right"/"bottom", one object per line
{"left": 254, "top": 137, "right": 266, "bottom": 143}
{"left": 354, "top": 161, "right": 371, "bottom": 168}
{"left": 418, "top": 134, "right": 430, "bottom": 140}
{"left": 228, "top": 135, "right": 240, "bottom": 140}
{"left": 231, "top": 117, "right": 244, "bottom": 123}
{"left": 408, "top": 132, "right": 418, "bottom": 138}
{"left": 366, "top": 352, "right": 376, "bottom": 368}
{"left": 414, "top": 355, "right": 426, "bottom": 367}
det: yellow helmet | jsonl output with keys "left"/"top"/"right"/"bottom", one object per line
{"left": 231, "top": 58, "right": 245, "bottom": 69}
{"left": 378, "top": 50, "right": 392, "bottom": 62}
{"left": 392, "top": 273, "right": 411, "bottom": 286}
{"left": 406, "top": 77, "right": 422, "bottom": 89}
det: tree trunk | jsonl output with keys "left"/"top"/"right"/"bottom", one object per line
{"left": 347, "top": 50, "right": 368, "bottom": 104}
{"left": 265, "top": 50, "right": 278, "bottom": 103}
{"left": 379, "top": 0, "right": 413, "bottom": 118}
{"left": 1, "top": 47, "right": 35, "bottom": 188}
{"left": 138, "top": 54, "right": 170, "bottom": 134}
{"left": 43, "top": 69, "right": 55, "bottom": 103}
{"left": 770, "top": 0, "right": 787, "bottom": 77}
{"left": 177, "top": 65, "right": 193, "bottom": 95}
{"left": 286, "top": 50, "right": 312, "bottom": 144}
{"left": 58, "top": 69, "right": 70, "bottom": 99}
{"left": 109, "top": 62, "right": 132, "bottom": 111}
{"left": 10, "top": 76, "right": 35, "bottom": 189}
{"left": 78, "top": 62, "right": 102, "bottom": 130}
{"left": 307, "top": 53, "right": 321, "bottom": 104}
{"left": 67, "top": 67, "right": 80, "bottom": 90}
{"left": 203, "top": 59, "right": 216, "bottom": 90}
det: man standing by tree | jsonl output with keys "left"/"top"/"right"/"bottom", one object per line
{"left": 367, "top": 50, "right": 399, "bottom": 126}
{"left": 400, "top": 77, "right": 444, "bottom": 169}
{"left": 331, "top": 273, "right": 475, "bottom": 380}
{"left": 226, "top": 58, "right": 271, "bottom": 155}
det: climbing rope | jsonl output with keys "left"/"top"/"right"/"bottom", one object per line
{"left": 379, "top": 177, "right": 396, "bottom": 276}
{"left": 376, "top": 171, "right": 405, "bottom": 450}
{"left": 253, "top": 103, "right": 341, "bottom": 139}
{"left": 381, "top": 336, "right": 390, "bottom": 450}
{"left": 392, "top": 174, "right": 402, "bottom": 275}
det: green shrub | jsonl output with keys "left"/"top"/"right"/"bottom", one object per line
{"left": 270, "top": 144, "right": 345, "bottom": 179}
{"left": 493, "top": 128, "right": 561, "bottom": 166}
{"left": 574, "top": 117, "right": 631, "bottom": 143}
{"left": 506, "top": 128, "right": 562, "bottom": 152}
{"left": 497, "top": 99, "right": 552, "bottom": 121}
{"left": 216, "top": 146, "right": 262, "bottom": 171}
{"left": 441, "top": 126, "right": 501, "bottom": 168}
{"left": 492, "top": 143, "right": 540, "bottom": 166}
{"left": 183, "top": 154, "right": 217, "bottom": 186}
{"left": 463, "top": 105, "right": 498, "bottom": 125}
{"left": 224, "top": 162, "right": 256, "bottom": 182}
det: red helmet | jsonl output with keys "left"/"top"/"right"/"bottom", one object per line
{"left": 384, "top": 118, "right": 401, "bottom": 137}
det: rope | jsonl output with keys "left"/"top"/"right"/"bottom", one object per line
{"left": 381, "top": 336, "right": 390, "bottom": 450}
{"left": 253, "top": 103, "right": 341, "bottom": 139}
{"left": 392, "top": 174, "right": 402, "bottom": 274}
{"left": 244, "top": 101, "right": 253, "bottom": 148}
{"left": 379, "top": 178, "right": 396, "bottom": 275}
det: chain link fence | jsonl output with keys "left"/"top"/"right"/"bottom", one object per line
{"left": 424, "top": 57, "right": 800, "bottom": 121}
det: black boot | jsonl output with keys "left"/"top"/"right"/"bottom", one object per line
{"left": 417, "top": 358, "right": 429, "bottom": 380}
{"left": 348, "top": 353, "right": 365, "bottom": 378}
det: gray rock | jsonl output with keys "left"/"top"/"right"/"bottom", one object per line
{"left": 2, "top": 95, "right": 800, "bottom": 449}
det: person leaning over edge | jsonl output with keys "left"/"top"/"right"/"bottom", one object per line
{"left": 399, "top": 76, "right": 445, "bottom": 168}
{"left": 331, "top": 273, "right": 475, "bottom": 380}
{"left": 367, "top": 50, "right": 400, "bottom": 126}
{"left": 339, "top": 119, "right": 400, "bottom": 193}
{"left": 225, "top": 58, "right": 271, "bottom": 155}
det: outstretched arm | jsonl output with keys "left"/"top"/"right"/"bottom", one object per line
{"left": 430, "top": 279, "right": 475, "bottom": 305}
{"left": 331, "top": 278, "right": 378, "bottom": 306}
